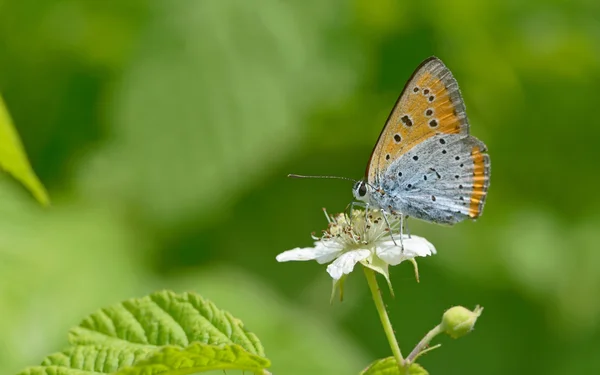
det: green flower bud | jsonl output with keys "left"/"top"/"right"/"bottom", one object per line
{"left": 440, "top": 305, "right": 483, "bottom": 339}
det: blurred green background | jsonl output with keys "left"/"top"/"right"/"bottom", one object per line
{"left": 1, "top": 0, "right": 600, "bottom": 374}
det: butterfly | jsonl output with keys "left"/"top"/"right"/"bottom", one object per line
{"left": 292, "top": 56, "right": 490, "bottom": 226}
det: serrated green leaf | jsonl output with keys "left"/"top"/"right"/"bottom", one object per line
{"left": 17, "top": 343, "right": 270, "bottom": 375}
{"left": 18, "top": 345, "right": 151, "bottom": 375}
{"left": 0, "top": 94, "right": 49, "bottom": 206}
{"left": 360, "top": 357, "right": 428, "bottom": 375}
{"left": 17, "top": 367, "right": 89, "bottom": 375}
{"left": 117, "top": 343, "right": 270, "bottom": 375}
{"left": 17, "top": 291, "right": 270, "bottom": 375}
{"left": 69, "top": 290, "right": 265, "bottom": 356}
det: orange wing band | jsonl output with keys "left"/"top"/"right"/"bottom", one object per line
{"left": 469, "top": 146, "right": 487, "bottom": 218}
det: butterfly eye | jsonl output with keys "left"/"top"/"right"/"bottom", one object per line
{"left": 358, "top": 182, "right": 367, "bottom": 197}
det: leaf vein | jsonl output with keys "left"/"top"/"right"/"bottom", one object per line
{"left": 148, "top": 294, "right": 191, "bottom": 346}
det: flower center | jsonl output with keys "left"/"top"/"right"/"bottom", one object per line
{"left": 321, "top": 209, "right": 401, "bottom": 249}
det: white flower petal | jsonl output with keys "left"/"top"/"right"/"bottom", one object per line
{"left": 313, "top": 241, "right": 344, "bottom": 264}
{"left": 375, "top": 246, "right": 405, "bottom": 266}
{"left": 276, "top": 243, "right": 342, "bottom": 263}
{"left": 377, "top": 235, "right": 436, "bottom": 266}
{"left": 315, "top": 251, "right": 340, "bottom": 265}
{"left": 326, "top": 249, "right": 371, "bottom": 280}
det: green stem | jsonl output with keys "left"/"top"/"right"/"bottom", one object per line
{"left": 406, "top": 324, "right": 443, "bottom": 363}
{"left": 363, "top": 267, "right": 404, "bottom": 368}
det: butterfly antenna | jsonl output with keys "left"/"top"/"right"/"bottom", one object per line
{"left": 287, "top": 174, "right": 357, "bottom": 183}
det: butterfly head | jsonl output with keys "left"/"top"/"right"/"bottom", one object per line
{"left": 352, "top": 179, "right": 372, "bottom": 203}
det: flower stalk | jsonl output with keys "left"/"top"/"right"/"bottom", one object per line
{"left": 406, "top": 324, "right": 443, "bottom": 363}
{"left": 363, "top": 267, "right": 405, "bottom": 369}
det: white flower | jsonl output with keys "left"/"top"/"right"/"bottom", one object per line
{"left": 276, "top": 209, "right": 436, "bottom": 297}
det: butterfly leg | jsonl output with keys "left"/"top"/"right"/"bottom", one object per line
{"left": 389, "top": 210, "right": 406, "bottom": 253}
{"left": 380, "top": 209, "right": 401, "bottom": 249}
{"left": 344, "top": 201, "right": 353, "bottom": 222}
{"left": 403, "top": 216, "right": 412, "bottom": 239}
{"left": 346, "top": 201, "right": 369, "bottom": 225}
{"left": 399, "top": 214, "right": 405, "bottom": 254}
{"left": 345, "top": 201, "right": 356, "bottom": 223}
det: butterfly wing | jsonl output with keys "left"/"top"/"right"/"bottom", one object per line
{"left": 366, "top": 57, "right": 470, "bottom": 186}
{"left": 381, "top": 134, "right": 490, "bottom": 224}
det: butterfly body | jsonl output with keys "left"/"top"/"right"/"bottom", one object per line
{"left": 353, "top": 57, "right": 490, "bottom": 225}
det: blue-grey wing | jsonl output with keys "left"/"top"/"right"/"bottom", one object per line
{"left": 380, "top": 134, "right": 490, "bottom": 224}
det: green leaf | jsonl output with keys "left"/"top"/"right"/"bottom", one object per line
{"left": 116, "top": 343, "right": 270, "bottom": 375}
{"left": 168, "top": 267, "right": 370, "bottom": 375}
{"left": 69, "top": 290, "right": 265, "bottom": 357}
{"left": 0, "top": 94, "right": 49, "bottom": 206}
{"left": 360, "top": 357, "right": 428, "bottom": 375}
{"left": 17, "top": 343, "right": 270, "bottom": 375}
{"left": 18, "top": 345, "right": 150, "bottom": 375}
{"left": 17, "top": 291, "right": 270, "bottom": 375}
